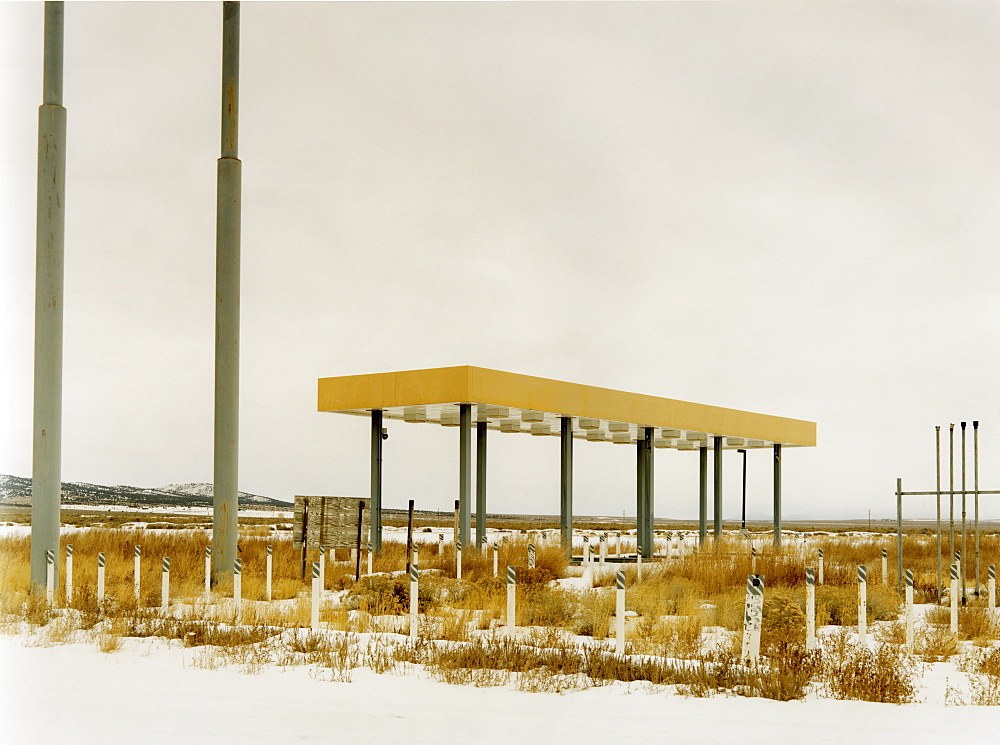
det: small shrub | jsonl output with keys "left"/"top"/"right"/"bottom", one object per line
{"left": 824, "top": 644, "right": 918, "bottom": 704}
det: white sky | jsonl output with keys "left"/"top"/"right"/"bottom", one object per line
{"left": 2, "top": 1, "right": 998, "bottom": 520}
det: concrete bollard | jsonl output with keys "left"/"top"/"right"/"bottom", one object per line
{"left": 818, "top": 548, "right": 824, "bottom": 585}
{"left": 319, "top": 546, "right": 326, "bottom": 589}
{"left": 161, "top": 557, "right": 171, "bottom": 610}
{"left": 989, "top": 565, "right": 996, "bottom": 610}
{"left": 741, "top": 575, "right": 764, "bottom": 664}
{"left": 806, "top": 567, "right": 817, "bottom": 652}
{"left": 266, "top": 545, "right": 273, "bottom": 602}
{"left": 65, "top": 544, "right": 73, "bottom": 605}
{"left": 882, "top": 547, "right": 888, "bottom": 586}
{"left": 45, "top": 549, "right": 55, "bottom": 605}
{"left": 905, "top": 569, "right": 914, "bottom": 653}
{"left": 506, "top": 566, "right": 516, "bottom": 630}
{"left": 135, "top": 545, "right": 143, "bottom": 602}
{"left": 615, "top": 570, "right": 626, "bottom": 654}
{"left": 311, "top": 561, "right": 320, "bottom": 630}
{"left": 492, "top": 542, "right": 498, "bottom": 578}
{"left": 950, "top": 563, "right": 959, "bottom": 633}
{"left": 410, "top": 557, "right": 419, "bottom": 639}
{"left": 367, "top": 543, "right": 373, "bottom": 576}
{"left": 528, "top": 543, "right": 536, "bottom": 570}
{"left": 233, "top": 558, "right": 242, "bottom": 623}
{"left": 456, "top": 540, "right": 463, "bottom": 580}
{"left": 97, "top": 552, "right": 106, "bottom": 608}
{"left": 857, "top": 565, "right": 867, "bottom": 645}
{"left": 599, "top": 534, "right": 607, "bottom": 564}
{"left": 203, "top": 545, "right": 210, "bottom": 595}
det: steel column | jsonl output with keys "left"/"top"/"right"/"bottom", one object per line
{"left": 212, "top": 1, "right": 241, "bottom": 585}
{"left": 458, "top": 404, "right": 472, "bottom": 551}
{"left": 476, "top": 420, "right": 487, "bottom": 550}
{"left": 636, "top": 439, "right": 646, "bottom": 556}
{"left": 30, "top": 1, "right": 66, "bottom": 593}
{"left": 370, "top": 409, "right": 383, "bottom": 553}
{"left": 698, "top": 446, "right": 708, "bottom": 547}
{"left": 949, "top": 423, "right": 954, "bottom": 558}
{"left": 560, "top": 417, "right": 573, "bottom": 555}
{"left": 713, "top": 436, "right": 723, "bottom": 541}
{"left": 773, "top": 444, "right": 782, "bottom": 547}
{"left": 642, "top": 427, "right": 655, "bottom": 558}
{"left": 974, "top": 421, "right": 980, "bottom": 596}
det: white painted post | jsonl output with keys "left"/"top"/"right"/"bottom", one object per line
{"left": 409, "top": 557, "right": 419, "bottom": 639}
{"left": 45, "top": 549, "right": 55, "bottom": 605}
{"left": 64, "top": 544, "right": 73, "bottom": 605}
{"left": 881, "top": 547, "right": 888, "bottom": 586}
{"left": 905, "top": 569, "right": 914, "bottom": 653}
{"left": 438, "top": 533, "right": 444, "bottom": 557}
{"left": 806, "top": 567, "right": 817, "bottom": 652}
{"left": 492, "top": 542, "right": 498, "bottom": 578}
{"left": 615, "top": 569, "right": 626, "bottom": 654}
{"left": 989, "top": 565, "right": 996, "bottom": 610}
{"left": 955, "top": 550, "right": 962, "bottom": 601}
{"left": 319, "top": 546, "right": 326, "bottom": 589}
{"left": 818, "top": 548, "right": 824, "bottom": 585}
{"left": 203, "top": 545, "right": 210, "bottom": 595}
{"left": 135, "top": 545, "right": 142, "bottom": 603}
{"left": 670, "top": 532, "right": 679, "bottom": 559}
{"left": 636, "top": 548, "right": 643, "bottom": 581}
{"left": 506, "top": 566, "right": 516, "bottom": 630}
{"left": 528, "top": 543, "right": 536, "bottom": 570}
{"left": 311, "top": 561, "right": 320, "bottom": 630}
{"left": 583, "top": 535, "right": 590, "bottom": 565}
{"left": 751, "top": 545, "right": 757, "bottom": 574}
{"left": 456, "top": 539, "right": 462, "bottom": 580}
{"left": 857, "top": 565, "right": 867, "bottom": 645}
{"left": 599, "top": 533, "right": 607, "bottom": 565}
{"left": 97, "top": 552, "right": 106, "bottom": 608}
{"left": 741, "top": 575, "right": 764, "bottom": 664}
{"left": 950, "top": 563, "right": 959, "bottom": 633}
{"left": 233, "top": 557, "right": 242, "bottom": 623}
{"left": 615, "top": 531, "right": 621, "bottom": 557}
{"left": 265, "top": 545, "right": 273, "bottom": 602}
{"left": 366, "top": 542, "right": 373, "bottom": 576}
{"left": 161, "top": 557, "right": 170, "bottom": 611}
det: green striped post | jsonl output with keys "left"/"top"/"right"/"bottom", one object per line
{"left": 528, "top": 543, "right": 536, "bottom": 570}
{"left": 857, "top": 565, "right": 867, "bottom": 644}
{"left": 409, "top": 559, "right": 419, "bottom": 638}
{"left": 506, "top": 566, "right": 516, "bottom": 630}
{"left": 265, "top": 545, "right": 273, "bottom": 602}
{"left": 97, "top": 552, "right": 106, "bottom": 606}
{"left": 366, "top": 542, "right": 373, "bottom": 576}
{"left": 492, "top": 541, "right": 498, "bottom": 577}
{"left": 882, "top": 547, "right": 888, "bottom": 586}
{"left": 950, "top": 563, "right": 959, "bottom": 632}
{"left": 805, "top": 567, "right": 816, "bottom": 651}
{"left": 818, "top": 548, "right": 824, "bottom": 584}
{"left": 905, "top": 569, "right": 914, "bottom": 651}
{"left": 65, "top": 544, "right": 73, "bottom": 604}
{"left": 203, "top": 545, "right": 211, "bottom": 595}
{"left": 989, "top": 565, "right": 996, "bottom": 610}
{"left": 599, "top": 533, "right": 607, "bottom": 564}
{"left": 311, "top": 560, "right": 321, "bottom": 630}
{"left": 455, "top": 539, "right": 462, "bottom": 580}
{"left": 319, "top": 546, "right": 326, "bottom": 589}
{"left": 161, "top": 557, "right": 171, "bottom": 610}
{"left": 134, "top": 545, "right": 142, "bottom": 601}
{"left": 45, "top": 549, "right": 55, "bottom": 604}
{"left": 615, "top": 569, "right": 626, "bottom": 654}
{"left": 233, "top": 557, "right": 242, "bottom": 617}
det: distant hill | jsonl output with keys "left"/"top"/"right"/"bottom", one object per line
{"left": 0, "top": 474, "right": 292, "bottom": 511}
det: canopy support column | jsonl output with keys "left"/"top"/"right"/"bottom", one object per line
{"left": 698, "top": 446, "right": 708, "bottom": 547}
{"left": 476, "top": 420, "right": 487, "bottom": 550}
{"left": 713, "top": 436, "right": 723, "bottom": 541}
{"left": 370, "top": 409, "right": 383, "bottom": 553}
{"left": 458, "top": 404, "right": 472, "bottom": 551}
{"left": 773, "top": 443, "right": 782, "bottom": 547}
{"left": 560, "top": 417, "right": 573, "bottom": 557}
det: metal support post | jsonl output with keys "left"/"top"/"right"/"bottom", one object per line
{"left": 773, "top": 443, "right": 782, "bottom": 547}
{"left": 896, "top": 477, "right": 903, "bottom": 592}
{"left": 644, "top": 427, "right": 654, "bottom": 558}
{"left": 974, "top": 421, "right": 980, "bottom": 596}
{"left": 935, "top": 425, "right": 942, "bottom": 603}
{"left": 961, "top": 421, "right": 967, "bottom": 603}
{"left": 636, "top": 439, "right": 646, "bottom": 557}
{"left": 212, "top": 0, "right": 242, "bottom": 586}
{"left": 370, "top": 409, "right": 383, "bottom": 553}
{"left": 30, "top": 0, "right": 67, "bottom": 594}
{"left": 698, "top": 446, "right": 708, "bottom": 547}
{"left": 476, "top": 420, "right": 487, "bottom": 550}
{"left": 713, "top": 436, "right": 723, "bottom": 541}
{"left": 560, "top": 417, "right": 573, "bottom": 556}
{"left": 458, "top": 403, "right": 472, "bottom": 551}
{"left": 949, "top": 423, "right": 954, "bottom": 559}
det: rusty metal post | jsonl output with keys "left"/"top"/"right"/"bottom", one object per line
{"left": 212, "top": 0, "right": 241, "bottom": 585}
{"left": 31, "top": 1, "right": 67, "bottom": 594}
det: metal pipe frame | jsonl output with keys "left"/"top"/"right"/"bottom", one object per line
{"left": 212, "top": 0, "right": 241, "bottom": 585}
{"left": 698, "top": 446, "right": 708, "bottom": 547}
{"left": 30, "top": 0, "right": 66, "bottom": 593}
{"left": 560, "top": 417, "right": 573, "bottom": 556}
{"left": 458, "top": 404, "right": 472, "bottom": 551}
{"left": 370, "top": 409, "right": 383, "bottom": 553}
{"left": 713, "top": 436, "right": 723, "bottom": 541}
{"left": 476, "top": 420, "right": 487, "bottom": 550}
{"left": 773, "top": 443, "right": 782, "bottom": 547}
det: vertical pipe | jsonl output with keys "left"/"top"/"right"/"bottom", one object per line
{"left": 458, "top": 404, "right": 472, "bottom": 550}
{"left": 713, "top": 436, "right": 723, "bottom": 542}
{"left": 636, "top": 439, "right": 646, "bottom": 557}
{"left": 773, "top": 444, "right": 782, "bottom": 547}
{"left": 645, "top": 428, "right": 655, "bottom": 559}
{"left": 698, "top": 446, "right": 708, "bottom": 547}
{"left": 896, "top": 477, "right": 903, "bottom": 593}
{"left": 961, "top": 421, "right": 967, "bottom": 603}
{"left": 370, "top": 409, "right": 383, "bottom": 553}
{"left": 974, "top": 421, "right": 980, "bottom": 596}
{"left": 949, "top": 423, "right": 954, "bottom": 559}
{"left": 212, "top": 0, "right": 241, "bottom": 586}
{"left": 560, "top": 417, "right": 573, "bottom": 556}
{"left": 30, "top": 1, "right": 67, "bottom": 594}
{"left": 936, "top": 425, "right": 941, "bottom": 603}
{"left": 739, "top": 448, "right": 747, "bottom": 529}
{"left": 476, "top": 420, "right": 487, "bottom": 550}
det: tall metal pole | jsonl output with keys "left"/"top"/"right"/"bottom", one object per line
{"left": 948, "top": 423, "right": 954, "bottom": 560}
{"left": 935, "top": 425, "right": 941, "bottom": 603}
{"left": 896, "top": 477, "right": 903, "bottom": 592}
{"left": 974, "top": 420, "right": 980, "bottom": 596}
{"left": 369, "top": 409, "right": 383, "bottom": 553}
{"left": 713, "top": 436, "right": 723, "bottom": 542}
{"left": 458, "top": 404, "right": 471, "bottom": 550}
{"left": 30, "top": 1, "right": 66, "bottom": 593}
{"left": 961, "top": 421, "right": 967, "bottom": 603}
{"left": 773, "top": 444, "right": 782, "bottom": 547}
{"left": 698, "top": 446, "right": 708, "bottom": 547}
{"left": 642, "top": 427, "right": 654, "bottom": 558}
{"left": 476, "top": 420, "right": 487, "bottom": 550}
{"left": 560, "top": 417, "right": 573, "bottom": 556}
{"left": 636, "top": 438, "right": 646, "bottom": 556}
{"left": 212, "top": 0, "right": 241, "bottom": 585}
{"left": 738, "top": 448, "right": 747, "bottom": 529}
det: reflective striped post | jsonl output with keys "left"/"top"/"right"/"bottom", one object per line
{"left": 806, "top": 567, "right": 817, "bottom": 651}
{"left": 818, "top": 548, "right": 824, "bottom": 585}
{"left": 881, "top": 548, "right": 888, "bottom": 586}
{"left": 456, "top": 539, "right": 463, "bottom": 580}
{"left": 233, "top": 558, "right": 242, "bottom": 623}
{"left": 857, "top": 565, "right": 867, "bottom": 645}
{"left": 161, "top": 557, "right": 171, "bottom": 610}
{"left": 583, "top": 535, "right": 590, "bottom": 565}
{"left": 741, "top": 575, "right": 764, "bottom": 663}
{"left": 492, "top": 542, "right": 498, "bottom": 577}
{"left": 203, "top": 546, "right": 211, "bottom": 595}
{"left": 751, "top": 546, "right": 757, "bottom": 574}
{"left": 989, "top": 565, "right": 996, "bottom": 610}
{"left": 409, "top": 557, "right": 419, "bottom": 638}
{"left": 599, "top": 533, "right": 607, "bottom": 565}
{"left": 950, "top": 563, "right": 959, "bottom": 633}
{"left": 265, "top": 545, "right": 272, "bottom": 602}
{"left": 45, "top": 549, "right": 55, "bottom": 604}
{"left": 366, "top": 542, "right": 373, "bottom": 576}
{"left": 905, "top": 569, "right": 914, "bottom": 652}
{"left": 615, "top": 531, "right": 622, "bottom": 557}
{"left": 64, "top": 544, "right": 73, "bottom": 605}
{"left": 319, "top": 546, "right": 326, "bottom": 589}
{"left": 615, "top": 569, "right": 626, "bottom": 654}
{"left": 97, "top": 552, "right": 106, "bottom": 608}
{"left": 438, "top": 533, "right": 444, "bottom": 556}
{"left": 311, "top": 561, "right": 320, "bottom": 630}
{"left": 506, "top": 566, "right": 516, "bottom": 630}
{"left": 528, "top": 543, "right": 536, "bottom": 570}
{"left": 955, "top": 550, "right": 962, "bottom": 599}
{"left": 135, "top": 545, "right": 142, "bottom": 602}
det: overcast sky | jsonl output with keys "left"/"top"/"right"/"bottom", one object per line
{"left": 2, "top": 1, "right": 998, "bottom": 521}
